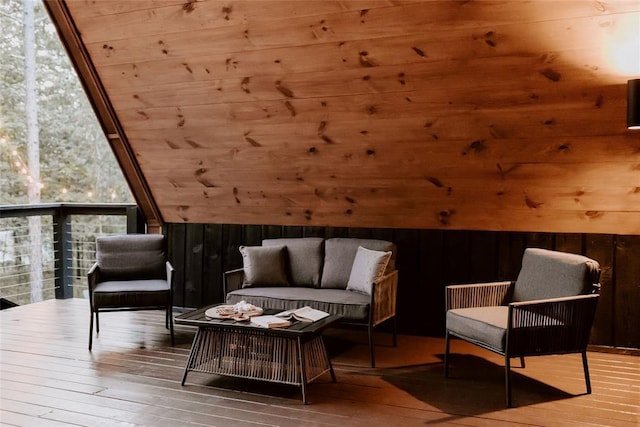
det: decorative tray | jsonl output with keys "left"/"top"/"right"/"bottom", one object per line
{"left": 205, "top": 304, "right": 263, "bottom": 320}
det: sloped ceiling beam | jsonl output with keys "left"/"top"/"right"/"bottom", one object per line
{"left": 43, "top": 0, "right": 163, "bottom": 232}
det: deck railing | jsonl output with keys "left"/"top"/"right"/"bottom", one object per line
{"left": 0, "top": 203, "right": 140, "bottom": 306}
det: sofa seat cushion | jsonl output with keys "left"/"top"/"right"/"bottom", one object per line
{"left": 446, "top": 306, "right": 508, "bottom": 351}
{"left": 226, "top": 287, "right": 370, "bottom": 321}
{"left": 262, "top": 237, "right": 324, "bottom": 287}
{"left": 321, "top": 238, "right": 396, "bottom": 289}
{"left": 92, "top": 279, "right": 170, "bottom": 308}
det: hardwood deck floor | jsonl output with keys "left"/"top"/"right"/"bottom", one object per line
{"left": 1, "top": 299, "right": 638, "bottom": 426}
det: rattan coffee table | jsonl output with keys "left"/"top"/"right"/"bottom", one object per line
{"left": 175, "top": 305, "right": 341, "bottom": 404}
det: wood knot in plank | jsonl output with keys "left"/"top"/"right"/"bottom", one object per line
{"left": 585, "top": 210, "right": 603, "bottom": 218}
{"left": 275, "top": 81, "right": 294, "bottom": 98}
{"left": 525, "top": 195, "right": 543, "bottom": 209}
{"left": 177, "top": 206, "right": 189, "bottom": 222}
{"left": 412, "top": 46, "right": 426, "bottom": 57}
{"left": 183, "top": 1, "right": 196, "bottom": 12}
{"left": 241, "top": 77, "right": 251, "bottom": 94}
{"left": 284, "top": 100, "right": 296, "bottom": 117}
{"left": 185, "top": 138, "right": 203, "bottom": 148}
{"left": 497, "top": 163, "right": 519, "bottom": 179}
{"left": 359, "top": 51, "right": 377, "bottom": 67}
{"left": 540, "top": 68, "right": 561, "bottom": 82}
{"left": 317, "top": 121, "right": 327, "bottom": 135}
{"left": 426, "top": 177, "right": 444, "bottom": 188}
{"left": 462, "top": 139, "right": 486, "bottom": 155}
{"left": 222, "top": 5, "right": 232, "bottom": 20}
{"left": 102, "top": 44, "right": 115, "bottom": 57}
{"left": 321, "top": 135, "right": 334, "bottom": 144}
{"left": 438, "top": 210, "right": 454, "bottom": 226}
{"left": 225, "top": 58, "right": 238, "bottom": 71}
{"left": 164, "top": 139, "right": 179, "bottom": 149}
{"left": 245, "top": 136, "right": 262, "bottom": 147}
{"left": 360, "top": 9, "right": 368, "bottom": 23}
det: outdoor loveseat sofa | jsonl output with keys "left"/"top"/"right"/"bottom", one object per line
{"left": 224, "top": 237, "right": 398, "bottom": 367}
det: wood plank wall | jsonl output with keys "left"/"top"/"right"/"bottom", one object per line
{"left": 58, "top": 1, "right": 640, "bottom": 234}
{"left": 165, "top": 223, "right": 640, "bottom": 350}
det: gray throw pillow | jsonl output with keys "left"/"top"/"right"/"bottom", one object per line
{"left": 346, "top": 246, "right": 392, "bottom": 295}
{"left": 240, "top": 245, "right": 289, "bottom": 287}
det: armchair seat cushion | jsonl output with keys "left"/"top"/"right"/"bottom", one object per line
{"left": 92, "top": 279, "right": 170, "bottom": 308}
{"left": 227, "top": 287, "right": 370, "bottom": 320}
{"left": 447, "top": 306, "right": 509, "bottom": 351}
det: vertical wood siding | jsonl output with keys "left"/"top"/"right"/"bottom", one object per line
{"left": 165, "top": 223, "right": 640, "bottom": 349}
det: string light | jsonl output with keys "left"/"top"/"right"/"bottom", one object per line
{"left": 1, "top": 132, "right": 45, "bottom": 192}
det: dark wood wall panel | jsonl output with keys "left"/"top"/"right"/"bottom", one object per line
{"left": 165, "top": 223, "right": 639, "bottom": 349}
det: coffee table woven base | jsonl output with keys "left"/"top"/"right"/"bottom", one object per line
{"left": 177, "top": 309, "right": 340, "bottom": 404}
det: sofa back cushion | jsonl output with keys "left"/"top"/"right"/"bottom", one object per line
{"left": 262, "top": 237, "right": 324, "bottom": 287}
{"left": 321, "top": 238, "right": 396, "bottom": 289}
{"left": 96, "top": 234, "right": 166, "bottom": 281}
{"left": 513, "top": 248, "right": 601, "bottom": 301}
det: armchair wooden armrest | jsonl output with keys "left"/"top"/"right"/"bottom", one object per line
{"left": 87, "top": 262, "right": 99, "bottom": 291}
{"left": 446, "top": 281, "right": 514, "bottom": 310}
{"left": 507, "top": 294, "right": 600, "bottom": 355}
{"left": 371, "top": 270, "right": 398, "bottom": 327}
{"left": 223, "top": 268, "right": 245, "bottom": 296}
{"left": 166, "top": 261, "right": 175, "bottom": 289}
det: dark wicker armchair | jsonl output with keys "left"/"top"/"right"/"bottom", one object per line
{"left": 88, "top": 234, "right": 174, "bottom": 350}
{"left": 444, "top": 248, "right": 601, "bottom": 407}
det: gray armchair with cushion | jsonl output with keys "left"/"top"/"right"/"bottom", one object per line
{"left": 88, "top": 234, "right": 174, "bottom": 350}
{"left": 444, "top": 248, "right": 601, "bottom": 407}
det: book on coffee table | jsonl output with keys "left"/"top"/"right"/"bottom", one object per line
{"left": 250, "top": 315, "right": 292, "bottom": 328}
{"left": 275, "top": 306, "right": 330, "bottom": 323}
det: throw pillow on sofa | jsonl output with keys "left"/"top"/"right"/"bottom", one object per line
{"left": 239, "top": 245, "right": 289, "bottom": 287}
{"left": 346, "top": 246, "right": 392, "bottom": 295}
{"left": 262, "top": 237, "right": 324, "bottom": 287}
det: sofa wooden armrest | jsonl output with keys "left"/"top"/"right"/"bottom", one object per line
{"left": 223, "top": 268, "right": 245, "bottom": 295}
{"left": 371, "top": 270, "right": 398, "bottom": 327}
{"left": 446, "top": 281, "right": 514, "bottom": 310}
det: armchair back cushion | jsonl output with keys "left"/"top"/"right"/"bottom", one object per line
{"left": 96, "top": 234, "right": 166, "bottom": 281}
{"left": 513, "top": 248, "right": 600, "bottom": 302}
{"left": 262, "top": 238, "right": 324, "bottom": 287}
{"left": 321, "top": 238, "right": 396, "bottom": 289}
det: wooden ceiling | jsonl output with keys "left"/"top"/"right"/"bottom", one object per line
{"left": 46, "top": 1, "right": 640, "bottom": 233}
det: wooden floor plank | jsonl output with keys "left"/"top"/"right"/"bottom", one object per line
{"left": 1, "top": 299, "right": 638, "bottom": 427}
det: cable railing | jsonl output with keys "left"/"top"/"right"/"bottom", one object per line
{"left": 0, "top": 203, "right": 140, "bottom": 306}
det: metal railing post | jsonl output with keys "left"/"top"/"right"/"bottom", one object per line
{"left": 53, "top": 208, "right": 73, "bottom": 299}
{"left": 126, "top": 205, "right": 146, "bottom": 234}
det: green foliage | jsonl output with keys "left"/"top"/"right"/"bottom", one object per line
{"left": 0, "top": 0, "right": 132, "bottom": 205}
